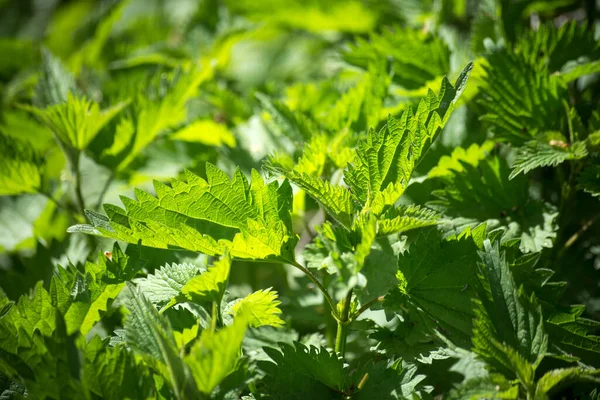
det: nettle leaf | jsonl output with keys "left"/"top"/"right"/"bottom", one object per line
{"left": 24, "top": 93, "right": 128, "bottom": 151}
{"left": 326, "top": 61, "right": 390, "bottom": 133}
{"left": 123, "top": 286, "right": 197, "bottom": 398}
{"left": 257, "top": 342, "right": 345, "bottom": 398}
{"left": 184, "top": 317, "right": 247, "bottom": 395}
{"left": 82, "top": 337, "right": 154, "bottom": 400}
{"left": 546, "top": 305, "right": 600, "bottom": 367}
{"left": 342, "top": 26, "right": 451, "bottom": 90}
{"left": 350, "top": 358, "right": 432, "bottom": 400}
{"left": 256, "top": 92, "right": 312, "bottom": 143}
{"left": 34, "top": 48, "right": 78, "bottom": 107}
{"left": 267, "top": 168, "right": 356, "bottom": 229}
{"left": 171, "top": 254, "right": 231, "bottom": 307}
{"left": 473, "top": 240, "right": 548, "bottom": 379}
{"left": 345, "top": 63, "right": 473, "bottom": 215}
{"left": 430, "top": 152, "right": 558, "bottom": 253}
{"left": 577, "top": 161, "right": 600, "bottom": 198}
{"left": 100, "top": 67, "right": 210, "bottom": 171}
{"left": 228, "top": 288, "right": 284, "bottom": 328}
{"left": 479, "top": 49, "right": 564, "bottom": 143}
{"left": 387, "top": 226, "right": 485, "bottom": 347}
{"left": 509, "top": 139, "right": 588, "bottom": 179}
{"left": 428, "top": 141, "right": 495, "bottom": 178}
{"left": 377, "top": 205, "right": 439, "bottom": 236}
{"left": 70, "top": 165, "right": 298, "bottom": 262}
{"left": 169, "top": 119, "right": 236, "bottom": 148}
{"left": 534, "top": 367, "right": 600, "bottom": 399}
{"left": 0, "top": 133, "right": 42, "bottom": 196}
{"left": 134, "top": 262, "right": 203, "bottom": 307}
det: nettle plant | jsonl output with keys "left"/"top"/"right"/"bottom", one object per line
{"left": 2, "top": 1, "right": 600, "bottom": 400}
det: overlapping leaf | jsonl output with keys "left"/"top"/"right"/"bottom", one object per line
{"left": 70, "top": 165, "right": 297, "bottom": 262}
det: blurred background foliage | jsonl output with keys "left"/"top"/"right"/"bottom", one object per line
{"left": 0, "top": 0, "right": 600, "bottom": 396}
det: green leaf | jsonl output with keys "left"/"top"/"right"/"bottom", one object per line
{"left": 100, "top": 67, "right": 210, "bottom": 171}
{"left": 350, "top": 359, "right": 431, "bottom": 400}
{"left": 428, "top": 141, "right": 495, "bottom": 178}
{"left": 534, "top": 367, "right": 600, "bottom": 400}
{"left": 343, "top": 26, "right": 451, "bottom": 90}
{"left": 70, "top": 165, "right": 297, "bottom": 262}
{"left": 34, "top": 48, "right": 77, "bottom": 107}
{"left": 82, "top": 337, "right": 154, "bottom": 400}
{"left": 256, "top": 92, "right": 312, "bottom": 143}
{"left": 257, "top": 342, "right": 345, "bottom": 397}
{"left": 184, "top": 316, "right": 247, "bottom": 394}
{"left": 0, "top": 133, "right": 42, "bottom": 196}
{"left": 228, "top": 288, "right": 284, "bottom": 328}
{"left": 24, "top": 92, "right": 128, "bottom": 151}
{"left": 545, "top": 305, "right": 600, "bottom": 367}
{"left": 344, "top": 63, "right": 472, "bottom": 214}
{"left": 134, "top": 263, "right": 202, "bottom": 307}
{"left": 430, "top": 153, "right": 558, "bottom": 253}
{"left": 473, "top": 240, "right": 548, "bottom": 378}
{"left": 479, "top": 49, "right": 564, "bottom": 143}
{"left": 509, "top": 139, "right": 588, "bottom": 179}
{"left": 577, "top": 161, "right": 600, "bottom": 198}
{"left": 267, "top": 167, "right": 356, "bottom": 230}
{"left": 389, "top": 226, "right": 485, "bottom": 346}
{"left": 169, "top": 119, "right": 236, "bottom": 148}
{"left": 175, "top": 254, "right": 231, "bottom": 306}
{"left": 124, "top": 285, "right": 197, "bottom": 398}
{"left": 377, "top": 205, "right": 439, "bottom": 236}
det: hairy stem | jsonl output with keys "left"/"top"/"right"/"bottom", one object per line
{"left": 335, "top": 289, "right": 353, "bottom": 357}
{"left": 347, "top": 295, "right": 385, "bottom": 324}
{"left": 290, "top": 260, "right": 338, "bottom": 318}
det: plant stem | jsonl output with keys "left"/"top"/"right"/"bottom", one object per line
{"left": 335, "top": 289, "right": 353, "bottom": 357}
{"left": 347, "top": 295, "right": 385, "bottom": 324}
{"left": 65, "top": 149, "right": 87, "bottom": 217}
{"left": 94, "top": 170, "right": 115, "bottom": 209}
{"left": 211, "top": 301, "right": 218, "bottom": 332}
{"left": 290, "top": 260, "right": 338, "bottom": 318}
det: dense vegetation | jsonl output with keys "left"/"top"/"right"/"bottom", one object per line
{"left": 1, "top": 0, "right": 600, "bottom": 398}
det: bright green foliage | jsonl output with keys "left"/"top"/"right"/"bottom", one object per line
{"left": 100, "top": 68, "right": 210, "bottom": 171}
{"left": 344, "top": 63, "right": 472, "bottom": 215}
{"left": 0, "top": 133, "right": 42, "bottom": 196}
{"left": 71, "top": 166, "right": 297, "bottom": 262}
{"left": 545, "top": 305, "right": 600, "bottom": 366}
{"left": 377, "top": 205, "right": 439, "bottom": 236}
{"left": 24, "top": 93, "right": 128, "bottom": 151}
{"left": 509, "top": 140, "right": 588, "bottom": 179}
{"left": 2, "top": 1, "right": 600, "bottom": 399}
{"left": 184, "top": 317, "right": 247, "bottom": 394}
{"left": 343, "top": 27, "right": 451, "bottom": 90}
{"left": 34, "top": 48, "right": 77, "bottom": 107}
{"left": 175, "top": 254, "right": 231, "bottom": 306}
{"left": 228, "top": 288, "right": 284, "bottom": 328}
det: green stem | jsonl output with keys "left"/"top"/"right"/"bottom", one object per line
{"left": 335, "top": 289, "right": 353, "bottom": 357}
{"left": 211, "top": 301, "right": 218, "bottom": 332}
{"left": 347, "top": 295, "right": 385, "bottom": 324}
{"left": 290, "top": 260, "right": 338, "bottom": 318}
